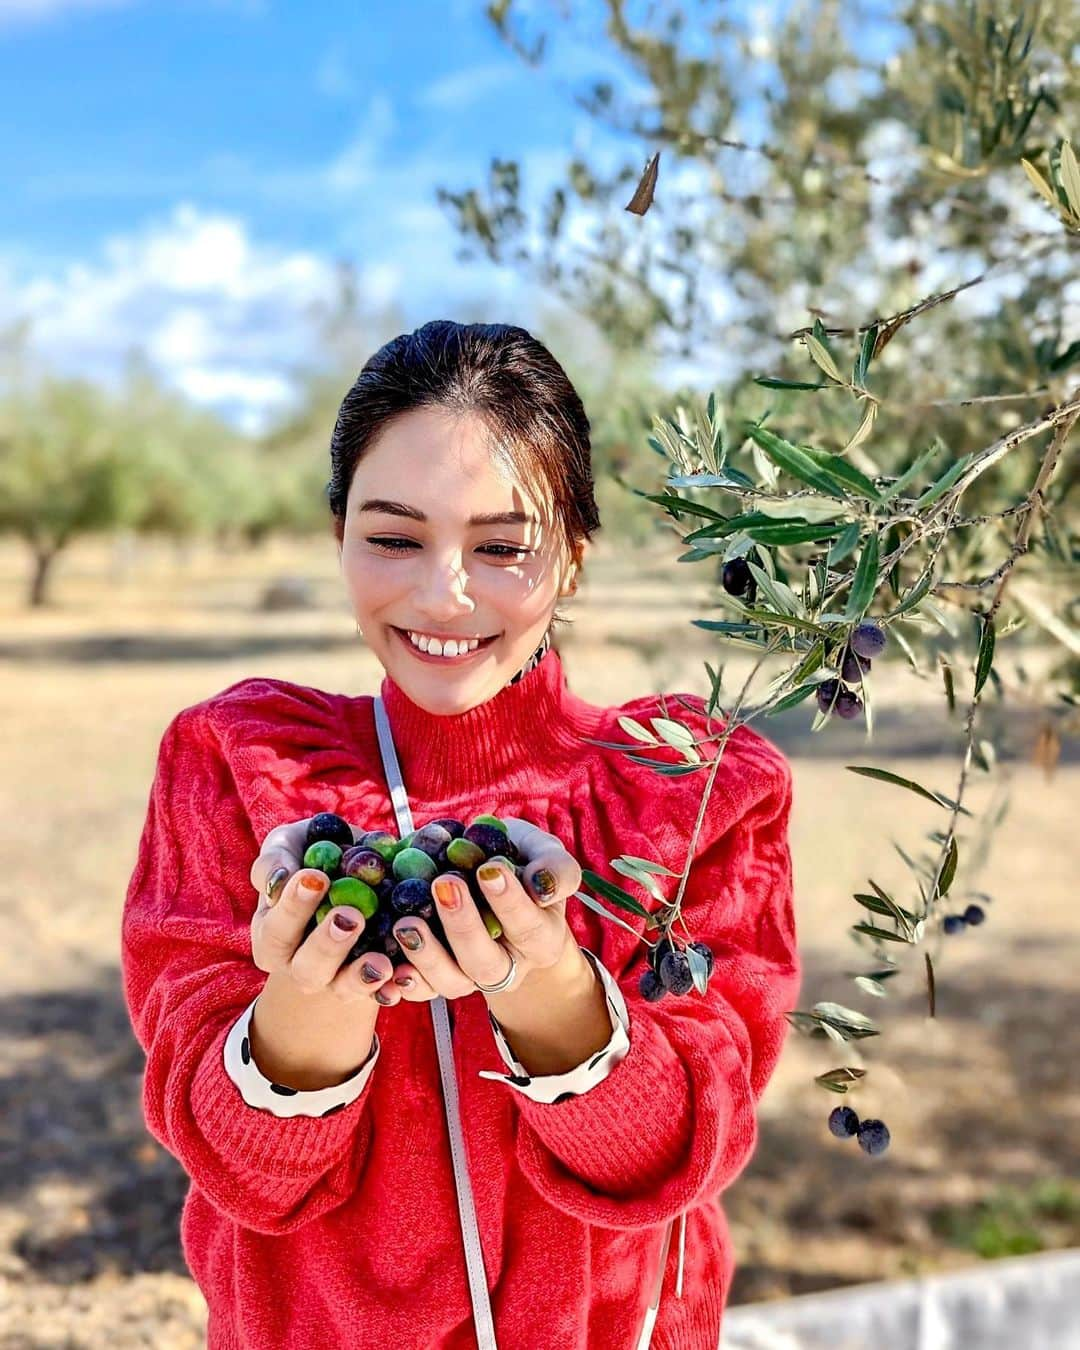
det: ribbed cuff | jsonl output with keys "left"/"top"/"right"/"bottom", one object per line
{"left": 190, "top": 1012, "right": 376, "bottom": 1179}
{"left": 514, "top": 1005, "right": 695, "bottom": 1191}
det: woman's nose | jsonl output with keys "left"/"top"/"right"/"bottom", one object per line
{"left": 417, "top": 555, "right": 475, "bottom": 607}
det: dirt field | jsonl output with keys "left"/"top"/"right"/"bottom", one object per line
{"left": 1, "top": 532, "right": 1077, "bottom": 1346}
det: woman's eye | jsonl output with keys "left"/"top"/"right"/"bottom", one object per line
{"left": 366, "top": 537, "right": 530, "bottom": 559}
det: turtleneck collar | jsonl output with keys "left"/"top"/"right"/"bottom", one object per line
{"left": 372, "top": 644, "right": 605, "bottom": 801}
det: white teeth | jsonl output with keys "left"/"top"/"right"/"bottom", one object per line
{"left": 406, "top": 630, "right": 481, "bottom": 657}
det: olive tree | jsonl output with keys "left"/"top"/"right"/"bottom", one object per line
{"left": 439, "top": 0, "right": 1079, "bottom": 1156}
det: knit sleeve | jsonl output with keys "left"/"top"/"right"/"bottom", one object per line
{"left": 509, "top": 723, "right": 801, "bottom": 1231}
{"left": 120, "top": 703, "right": 378, "bottom": 1236}
{"left": 478, "top": 948, "right": 630, "bottom": 1101}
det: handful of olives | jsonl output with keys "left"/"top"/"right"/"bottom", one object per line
{"left": 298, "top": 811, "right": 528, "bottom": 970}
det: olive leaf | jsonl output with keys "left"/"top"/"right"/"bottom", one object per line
{"left": 878, "top": 439, "right": 944, "bottom": 504}
{"left": 618, "top": 854, "right": 682, "bottom": 877}
{"left": 974, "top": 614, "right": 996, "bottom": 699}
{"left": 853, "top": 976, "right": 889, "bottom": 998}
{"left": 685, "top": 944, "right": 711, "bottom": 996}
{"left": 744, "top": 520, "right": 846, "bottom": 545}
{"left": 572, "top": 888, "right": 648, "bottom": 939}
{"left": 828, "top": 522, "right": 861, "bottom": 566}
{"left": 816, "top": 1065, "right": 867, "bottom": 1093}
{"left": 754, "top": 375, "right": 829, "bottom": 390}
{"left": 744, "top": 424, "right": 851, "bottom": 498}
{"left": 853, "top": 921, "right": 913, "bottom": 945}
{"left": 805, "top": 333, "right": 846, "bottom": 385}
{"left": 650, "top": 717, "right": 697, "bottom": 750}
{"left": 617, "top": 715, "right": 660, "bottom": 745}
{"left": 846, "top": 764, "right": 974, "bottom": 815}
{"left": 934, "top": 836, "right": 959, "bottom": 899}
{"left": 913, "top": 451, "right": 974, "bottom": 508}
{"left": 802, "top": 445, "right": 882, "bottom": 501}
{"left": 611, "top": 859, "right": 669, "bottom": 905}
{"left": 746, "top": 560, "right": 803, "bottom": 616}
{"left": 579, "top": 868, "right": 653, "bottom": 920}
{"left": 843, "top": 533, "right": 879, "bottom": 621}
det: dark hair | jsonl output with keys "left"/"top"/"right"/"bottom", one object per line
{"left": 326, "top": 321, "right": 601, "bottom": 630}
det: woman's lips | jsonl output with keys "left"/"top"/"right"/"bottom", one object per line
{"left": 392, "top": 627, "right": 498, "bottom": 664}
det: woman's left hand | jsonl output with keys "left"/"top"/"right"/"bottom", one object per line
{"left": 389, "top": 816, "right": 582, "bottom": 1002}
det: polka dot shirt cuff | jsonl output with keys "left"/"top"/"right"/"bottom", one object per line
{"left": 477, "top": 947, "right": 631, "bottom": 1103}
{"left": 222, "top": 993, "right": 381, "bottom": 1118}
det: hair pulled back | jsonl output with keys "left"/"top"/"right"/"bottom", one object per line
{"left": 326, "top": 321, "right": 601, "bottom": 626}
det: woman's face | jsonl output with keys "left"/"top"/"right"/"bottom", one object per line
{"left": 335, "top": 406, "right": 581, "bottom": 715}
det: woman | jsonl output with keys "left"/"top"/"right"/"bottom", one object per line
{"left": 120, "top": 320, "right": 801, "bottom": 1349}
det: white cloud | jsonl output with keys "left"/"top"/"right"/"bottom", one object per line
{"left": 0, "top": 0, "right": 130, "bottom": 22}
{"left": 2, "top": 204, "right": 352, "bottom": 433}
{"left": 314, "top": 42, "right": 357, "bottom": 100}
{"left": 416, "top": 61, "right": 522, "bottom": 111}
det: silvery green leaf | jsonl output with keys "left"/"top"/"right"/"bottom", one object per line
{"left": 974, "top": 614, "right": 996, "bottom": 699}
{"left": 751, "top": 438, "right": 781, "bottom": 489}
{"left": 973, "top": 738, "right": 996, "bottom": 772}
{"left": 650, "top": 716, "right": 696, "bottom": 748}
{"left": 579, "top": 868, "right": 653, "bottom": 919}
{"left": 1059, "top": 139, "right": 1080, "bottom": 215}
{"left": 842, "top": 533, "right": 880, "bottom": 622}
{"left": 813, "top": 1001, "right": 878, "bottom": 1030}
{"left": 610, "top": 859, "right": 668, "bottom": 904}
{"left": 620, "top": 854, "right": 682, "bottom": 877}
{"left": 756, "top": 499, "right": 849, "bottom": 525}
{"left": 879, "top": 440, "right": 943, "bottom": 503}
{"left": 746, "top": 560, "right": 802, "bottom": 616}
{"left": 854, "top": 976, "right": 888, "bottom": 998}
{"left": 889, "top": 623, "right": 925, "bottom": 675}
{"left": 821, "top": 1021, "right": 849, "bottom": 1046}
{"left": 617, "top": 716, "right": 659, "bottom": 745}
{"left": 828, "top": 522, "right": 861, "bottom": 566}
{"left": 913, "top": 452, "right": 974, "bottom": 508}
{"left": 572, "top": 889, "right": 648, "bottom": 939}
{"left": 805, "top": 334, "right": 845, "bottom": 384}
{"left": 847, "top": 765, "right": 973, "bottom": 815}
{"left": 667, "top": 472, "right": 744, "bottom": 489}
{"left": 685, "top": 944, "right": 710, "bottom": 996}
{"left": 853, "top": 921, "right": 912, "bottom": 944}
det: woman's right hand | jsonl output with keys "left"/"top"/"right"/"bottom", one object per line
{"left": 249, "top": 816, "right": 404, "bottom": 1009}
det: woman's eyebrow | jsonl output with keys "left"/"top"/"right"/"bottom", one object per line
{"left": 358, "top": 499, "right": 537, "bottom": 526}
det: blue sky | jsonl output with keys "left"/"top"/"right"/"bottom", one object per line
{"left": 1, "top": 0, "right": 678, "bottom": 431}
{"left": 4, "top": 0, "right": 1041, "bottom": 438}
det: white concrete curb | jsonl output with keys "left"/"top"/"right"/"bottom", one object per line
{"left": 721, "top": 1247, "right": 1080, "bottom": 1349}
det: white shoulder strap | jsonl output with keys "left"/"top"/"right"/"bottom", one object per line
{"left": 372, "top": 694, "right": 681, "bottom": 1350}
{"left": 374, "top": 696, "right": 499, "bottom": 1350}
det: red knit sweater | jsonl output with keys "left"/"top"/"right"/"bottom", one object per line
{"left": 120, "top": 648, "right": 801, "bottom": 1350}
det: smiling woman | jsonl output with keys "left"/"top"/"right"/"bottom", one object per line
{"left": 326, "top": 321, "right": 598, "bottom": 715}
{"left": 120, "top": 318, "right": 800, "bottom": 1350}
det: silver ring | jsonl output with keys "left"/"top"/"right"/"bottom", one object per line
{"left": 473, "top": 946, "right": 518, "bottom": 995}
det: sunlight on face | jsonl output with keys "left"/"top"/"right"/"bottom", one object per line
{"left": 335, "top": 406, "right": 580, "bottom": 715}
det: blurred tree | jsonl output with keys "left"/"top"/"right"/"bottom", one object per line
{"left": 433, "top": 0, "right": 1080, "bottom": 1152}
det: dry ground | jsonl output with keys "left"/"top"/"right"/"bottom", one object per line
{"left": 0, "top": 533, "right": 1077, "bottom": 1347}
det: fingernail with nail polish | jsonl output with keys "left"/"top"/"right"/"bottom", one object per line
{"left": 361, "top": 962, "right": 382, "bottom": 982}
{"left": 434, "top": 878, "right": 464, "bottom": 909}
{"left": 397, "top": 927, "right": 423, "bottom": 951}
{"left": 477, "top": 864, "right": 506, "bottom": 895}
{"left": 530, "top": 869, "right": 558, "bottom": 900}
